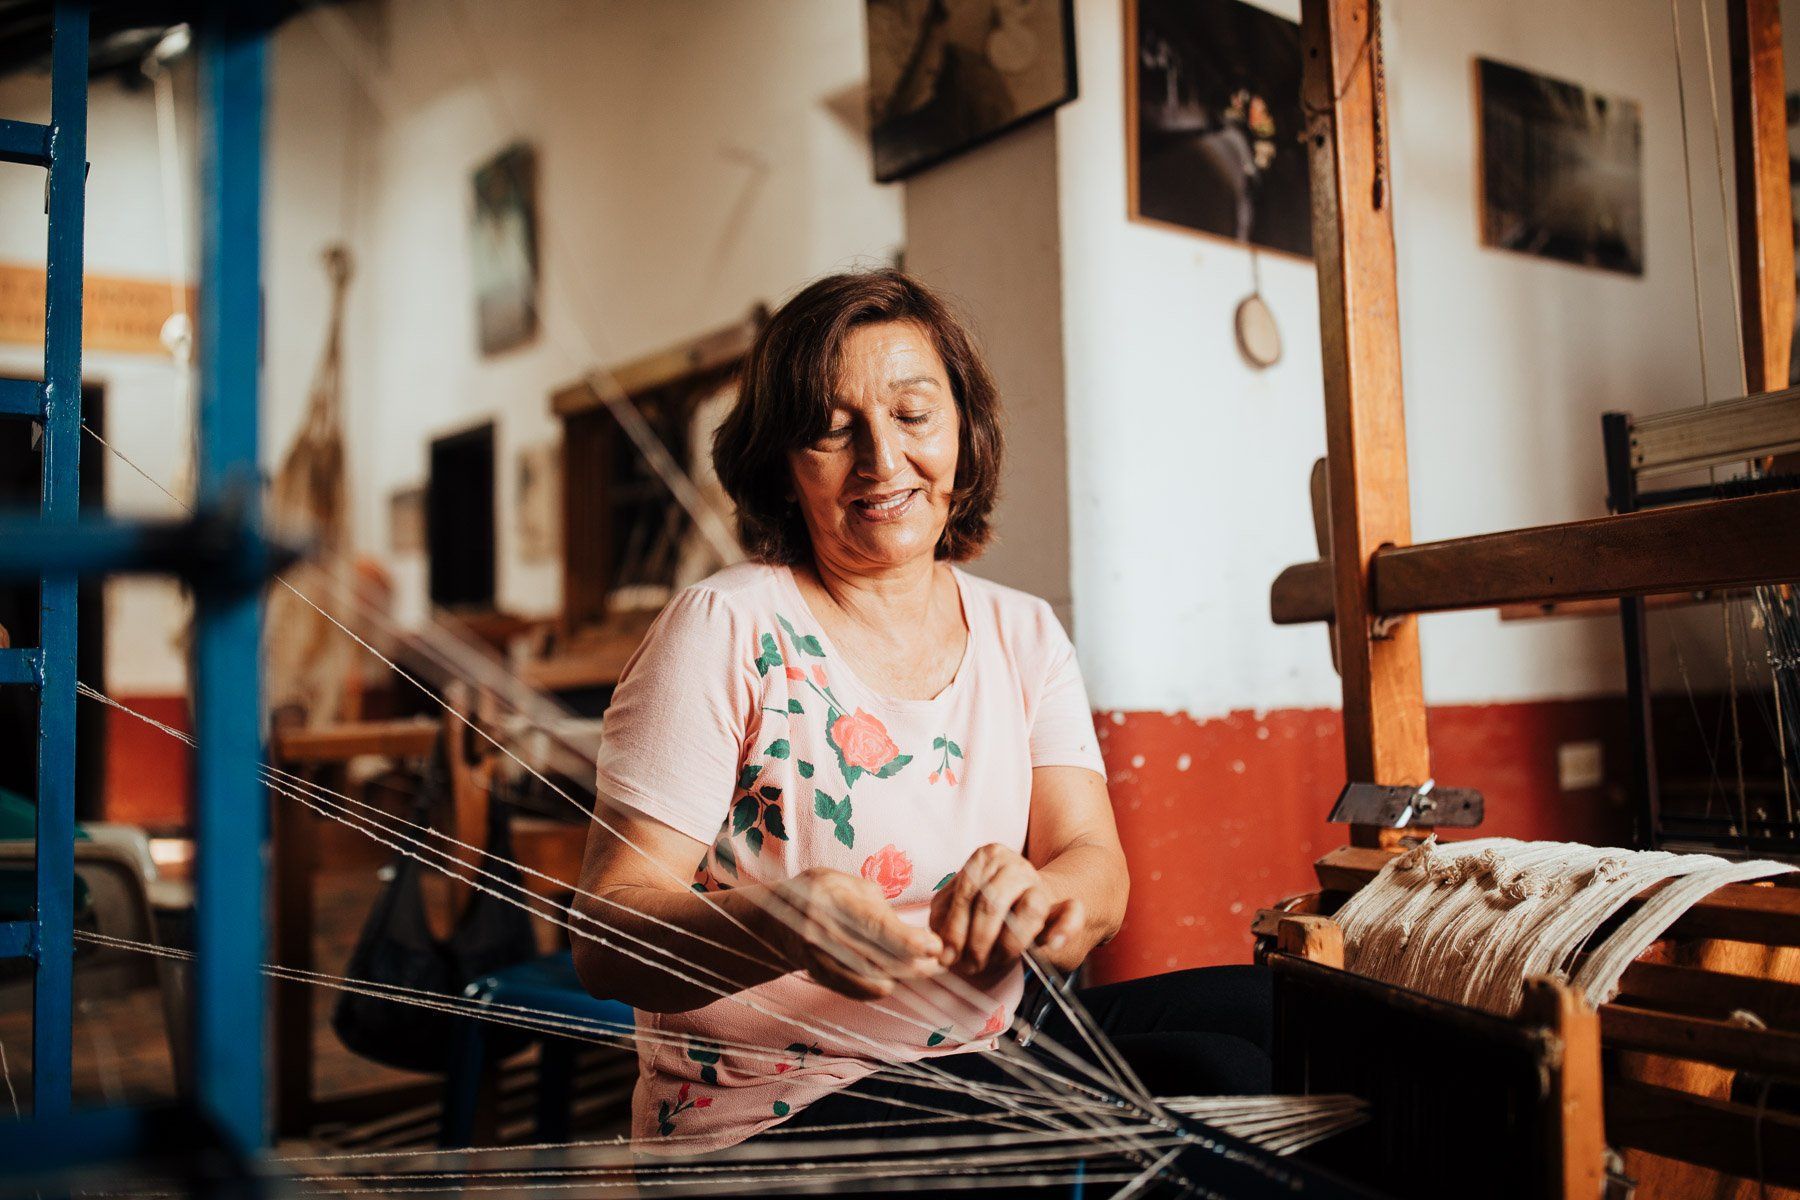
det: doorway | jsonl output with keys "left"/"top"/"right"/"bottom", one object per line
{"left": 0, "top": 381, "right": 106, "bottom": 822}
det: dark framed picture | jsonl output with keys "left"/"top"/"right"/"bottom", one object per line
{"left": 1127, "top": 0, "right": 1312, "bottom": 259}
{"left": 865, "top": 0, "right": 1078, "bottom": 183}
{"left": 1477, "top": 58, "right": 1644, "bottom": 275}
{"left": 469, "top": 142, "right": 540, "bottom": 356}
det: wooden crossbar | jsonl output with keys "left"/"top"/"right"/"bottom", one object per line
{"left": 1271, "top": 489, "right": 1800, "bottom": 626}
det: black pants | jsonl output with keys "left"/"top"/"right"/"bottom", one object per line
{"left": 777, "top": 965, "right": 1272, "bottom": 1194}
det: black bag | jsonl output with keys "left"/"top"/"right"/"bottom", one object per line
{"left": 331, "top": 738, "right": 540, "bottom": 1074}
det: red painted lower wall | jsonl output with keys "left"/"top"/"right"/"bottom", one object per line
{"left": 1085, "top": 698, "right": 1634, "bottom": 984}
{"left": 103, "top": 693, "right": 190, "bottom": 830}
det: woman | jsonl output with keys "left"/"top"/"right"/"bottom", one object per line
{"left": 573, "top": 270, "right": 1270, "bottom": 1157}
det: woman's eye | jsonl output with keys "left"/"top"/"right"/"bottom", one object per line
{"left": 899, "top": 413, "right": 931, "bottom": 426}
{"left": 816, "top": 426, "right": 852, "bottom": 444}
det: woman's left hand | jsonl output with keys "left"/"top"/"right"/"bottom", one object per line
{"left": 928, "top": 843, "right": 1085, "bottom": 981}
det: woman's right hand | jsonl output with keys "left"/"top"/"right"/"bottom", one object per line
{"left": 766, "top": 868, "right": 945, "bottom": 1000}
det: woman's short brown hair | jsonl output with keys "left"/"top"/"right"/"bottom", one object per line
{"left": 713, "top": 268, "right": 1003, "bottom": 565}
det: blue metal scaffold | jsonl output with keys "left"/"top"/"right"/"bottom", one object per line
{"left": 0, "top": 0, "right": 284, "bottom": 1181}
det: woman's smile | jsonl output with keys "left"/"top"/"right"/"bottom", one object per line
{"left": 849, "top": 487, "right": 922, "bottom": 521}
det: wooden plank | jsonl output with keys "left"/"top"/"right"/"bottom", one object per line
{"left": 1270, "top": 489, "right": 1800, "bottom": 625}
{"left": 1498, "top": 590, "right": 1744, "bottom": 622}
{"left": 271, "top": 718, "right": 438, "bottom": 765}
{"left": 1603, "top": 1002, "right": 1800, "bottom": 1077}
{"left": 1271, "top": 559, "right": 1336, "bottom": 626}
{"left": 1631, "top": 388, "right": 1800, "bottom": 477}
{"left": 1615, "top": 959, "right": 1800, "bottom": 1033}
{"left": 521, "top": 608, "right": 659, "bottom": 691}
{"left": 1607, "top": 1078, "right": 1800, "bottom": 1188}
{"left": 1731, "top": 0, "right": 1796, "bottom": 395}
{"left": 1277, "top": 914, "right": 1344, "bottom": 967}
{"left": 1518, "top": 979, "right": 1606, "bottom": 1200}
{"left": 1300, "top": 0, "right": 1430, "bottom": 838}
{"left": 549, "top": 308, "right": 762, "bottom": 417}
{"left": 1313, "top": 844, "right": 1800, "bottom": 945}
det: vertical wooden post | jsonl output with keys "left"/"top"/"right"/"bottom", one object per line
{"left": 1300, "top": 0, "right": 1431, "bottom": 846}
{"left": 1728, "top": 0, "right": 1795, "bottom": 395}
{"left": 1520, "top": 978, "right": 1606, "bottom": 1200}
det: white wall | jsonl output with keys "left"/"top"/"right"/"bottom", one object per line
{"left": 339, "top": 0, "right": 904, "bottom": 625}
{"left": 905, "top": 118, "right": 1075, "bottom": 624}
{"left": 1057, "top": 0, "right": 1741, "bottom": 717}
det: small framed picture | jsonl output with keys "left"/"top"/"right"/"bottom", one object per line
{"left": 865, "top": 0, "right": 1078, "bottom": 183}
{"left": 1127, "top": 0, "right": 1312, "bottom": 259}
{"left": 1477, "top": 58, "right": 1644, "bottom": 275}
{"left": 388, "top": 486, "right": 425, "bottom": 556}
{"left": 470, "top": 142, "right": 540, "bottom": 355}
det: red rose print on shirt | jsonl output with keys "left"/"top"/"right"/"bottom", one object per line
{"left": 859, "top": 844, "right": 914, "bottom": 900}
{"left": 979, "top": 1008, "right": 1007, "bottom": 1038}
{"left": 833, "top": 709, "right": 901, "bottom": 773}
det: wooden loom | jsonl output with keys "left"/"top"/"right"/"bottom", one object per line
{"left": 1257, "top": 1, "right": 1800, "bottom": 1197}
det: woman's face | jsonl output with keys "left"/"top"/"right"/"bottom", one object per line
{"left": 788, "top": 320, "right": 961, "bottom": 576}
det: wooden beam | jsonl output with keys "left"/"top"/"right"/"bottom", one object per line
{"left": 270, "top": 718, "right": 438, "bottom": 765}
{"left": 1603, "top": 1002, "right": 1800, "bottom": 1076}
{"left": 1607, "top": 1079, "right": 1800, "bottom": 1189}
{"left": 1628, "top": 388, "right": 1800, "bottom": 478}
{"left": 1615, "top": 958, "right": 1800, "bottom": 1033}
{"left": 1730, "top": 0, "right": 1796, "bottom": 395}
{"left": 1270, "top": 489, "right": 1800, "bottom": 624}
{"left": 1518, "top": 979, "right": 1606, "bottom": 1200}
{"left": 550, "top": 307, "right": 764, "bottom": 417}
{"left": 1300, "top": 0, "right": 1430, "bottom": 829}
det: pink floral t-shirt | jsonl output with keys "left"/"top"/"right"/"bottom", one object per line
{"left": 593, "top": 561, "right": 1105, "bottom": 1153}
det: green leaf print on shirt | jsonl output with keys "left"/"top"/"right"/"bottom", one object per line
{"left": 728, "top": 766, "right": 789, "bottom": 860}
{"left": 777, "top": 613, "right": 826, "bottom": 657}
{"left": 753, "top": 633, "right": 784, "bottom": 677}
{"left": 813, "top": 789, "right": 854, "bottom": 848}
{"left": 686, "top": 1038, "right": 723, "bottom": 1086}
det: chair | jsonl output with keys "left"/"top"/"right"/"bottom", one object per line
{"left": 0, "top": 822, "right": 193, "bottom": 1093}
{"left": 440, "top": 950, "right": 636, "bottom": 1147}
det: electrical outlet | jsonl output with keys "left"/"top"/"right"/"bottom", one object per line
{"left": 1558, "top": 741, "right": 1604, "bottom": 791}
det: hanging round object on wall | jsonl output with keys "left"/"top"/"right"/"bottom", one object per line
{"left": 1234, "top": 292, "right": 1281, "bottom": 369}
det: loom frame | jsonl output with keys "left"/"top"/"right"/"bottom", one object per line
{"left": 1260, "top": 0, "right": 1800, "bottom": 1193}
{"left": 1272, "top": 0, "right": 1798, "bottom": 848}
{"left": 0, "top": 0, "right": 284, "bottom": 1176}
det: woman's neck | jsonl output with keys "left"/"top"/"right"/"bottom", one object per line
{"left": 804, "top": 554, "right": 944, "bottom": 636}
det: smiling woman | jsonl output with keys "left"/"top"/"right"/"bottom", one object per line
{"left": 572, "top": 269, "right": 1273, "bottom": 1176}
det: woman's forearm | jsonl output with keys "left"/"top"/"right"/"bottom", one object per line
{"left": 1036, "top": 840, "right": 1130, "bottom": 973}
{"left": 571, "top": 882, "right": 795, "bottom": 1013}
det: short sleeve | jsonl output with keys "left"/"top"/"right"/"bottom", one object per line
{"left": 594, "top": 585, "right": 757, "bottom": 843}
{"left": 1027, "top": 605, "right": 1106, "bottom": 776}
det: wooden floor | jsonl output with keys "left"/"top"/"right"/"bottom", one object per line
{"left": 0, "top": 863, "right": 634, "bottom": 1152}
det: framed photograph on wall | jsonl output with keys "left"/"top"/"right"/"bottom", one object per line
{"left": 1477, "top": 58, "right": 1644, "bottom": 275}
{"left": 865, "top": 0, "right": 1078, "bottom": 183}
{"left": 470, "top": 142, "right": 540, "bottom": 355}
{"left": 1127, "top": 0, "right": 1312, "bottom": 259}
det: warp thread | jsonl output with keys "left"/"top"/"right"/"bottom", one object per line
{"left": 1336, "top": 836, "right": 1795, "bottom": 1016}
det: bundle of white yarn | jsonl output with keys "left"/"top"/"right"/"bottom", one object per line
{"left": 1333, "top": 837, "right": 1794, "bottom": 1016}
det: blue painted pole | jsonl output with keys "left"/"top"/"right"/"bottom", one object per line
{"left": 34, "top": 0, "right": 89, "bottom": 1121}
{"left": 194, "top": 10, "right": 267, "bottom": 1154}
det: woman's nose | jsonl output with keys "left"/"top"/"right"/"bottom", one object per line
{"left": 856, "top": 422, "right": 902, "bottom": 479}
